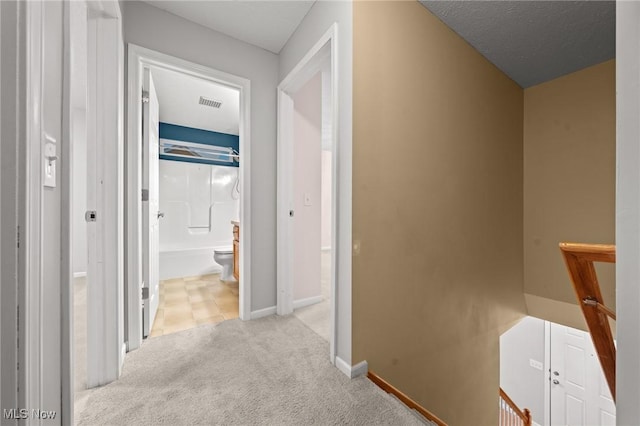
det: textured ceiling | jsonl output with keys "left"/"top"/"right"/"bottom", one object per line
{"left": 142, "top": 1, "right": 315, "bottom": 53}
{"left": 419, "top": 1, "right": 615, "bottom": 88}
{"left": 151, "top": 66, "right": 240, "bottom": 135}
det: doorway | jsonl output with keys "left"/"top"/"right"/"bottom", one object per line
{"left": 500, "top": 317, "right": 616, "bottom": 426}
{"left": 277, "top": 24, "right": 338, "bottom": 361}
{"left": 126, "top": 45, "right": 252, "bottom": 351}
{"left": 549, "top": 322, "right": 616, "bottom": 425}
{"left": 143, "top": 65, "right": 242, "bottom": 338}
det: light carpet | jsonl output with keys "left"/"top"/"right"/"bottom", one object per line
{"left": 76, "top": 315, "right": 425, "bottom": 425}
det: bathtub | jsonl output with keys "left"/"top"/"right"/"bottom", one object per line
{"left": 159, "top": 245, "right": 231, "bottom": 280}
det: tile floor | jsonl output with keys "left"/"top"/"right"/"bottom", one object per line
{"left": 150, "top": 274, "right": 239, "bottom": 338}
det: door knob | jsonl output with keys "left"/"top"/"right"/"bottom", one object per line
{"left": 157, "top": 212, "right": 165, "bottom": 219}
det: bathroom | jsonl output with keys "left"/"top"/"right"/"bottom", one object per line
{"left": 149, "top": 66, "right": 241, "bottom": 337}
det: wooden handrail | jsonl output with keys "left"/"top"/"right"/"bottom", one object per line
{"left": 367, "top": 371, "right": 447, "bottom": 426}
{"left": 499, "top": 388, "right": 532, "bottom": 426}
{"left": 559, "top": 242, "right": 616, "bottom": 401}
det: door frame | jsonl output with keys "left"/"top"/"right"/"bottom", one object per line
{"left": 126, "top": 44, "right": 252, "bottom": 351}
{"left": 62, "top": 0, "right": 125, "bottom": 414}
{"left": 84, "top": 2, "right": 126, "bottom": 390}
{"left": 277, "top": 24, "right": 338, "bottom": 363}
{"left": 543, "top": 320, "right": 551, "bottom": 426}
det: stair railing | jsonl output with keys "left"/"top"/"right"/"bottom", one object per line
{"left": 559, "top": 242, "right": 616, "bottom": 401}
{"left": 499, "top": 388, "right": 531, "bottom": 426}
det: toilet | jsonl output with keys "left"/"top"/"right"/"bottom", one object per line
{"left": 213, "top": 247, "right": 235, "bottom": 282}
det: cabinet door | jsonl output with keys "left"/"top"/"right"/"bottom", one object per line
{"left": 233, "top": 240, "right": 239, "bottom": 280}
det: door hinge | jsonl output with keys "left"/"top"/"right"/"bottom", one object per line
{"left": 142, "top": 91, "right": 149, "bottom": 104}
{"left": 142, "top": 287, "right": 149, "bottom": 300}
{"left": 142, "top": 189, "right": 149, "bottom": 201}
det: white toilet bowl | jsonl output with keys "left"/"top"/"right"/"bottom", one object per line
{"left": 213, "top": 247, "right": 235, "bottom": 282}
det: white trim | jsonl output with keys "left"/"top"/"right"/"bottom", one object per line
{"left": 543, "top": 321, "right": 551, "bottom": 426}
{"left": 126, "top": 44, "right": 252, "bottom": 351}
{"left": 617, "top": 2, "right": 640, "bottom": 422}
{"left": 276, "top": 90, "right": 295, "bottom": 316}
{"left": 73, "top": 272, "right": 87, "bottom": 279}
{"left": 61, "top": 3, "right": 79, "bottom": 422}
{"left": 293, "top": 295, "right": 323, "bottom": 310}
{"left": 25, "top": 0, "right": 45, "bottom": 415}
{"left": 277, "top": 23, "right": 339, "bottom": 365}
{"left": 85, "top": 5, "right": 123, "bottom": 389}
{"left": 335, "top": 357, "right": 368, "bottom": 379}
{"left": 321, "top": 246, "right": 331, "bottom": 252}
{"left": 0, "top": 0, "right": 24, "bottom": 414}
{"left": 250, "top": 306, "right": 277, "bottom": 320}
{"left": 120, "top": 343, "right": 126, "bottom": 375}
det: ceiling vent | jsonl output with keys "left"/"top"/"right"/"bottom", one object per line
{"left": 199, "top": 96, "right": 222, "bottom": 108}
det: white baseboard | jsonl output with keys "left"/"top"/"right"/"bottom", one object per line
{"left": 119, "top": 343, "right": 127, "bottom": 375}
{"left": 250, "top": 306, "right": 276, "bottom": 320}
{"left": 335, "top": 357, "right": 368, "bottom": 379}
{"left": 73, "top": 271, "right": 87, "bottom": 278}
{"left": 321, "top": 246, "right": 331, "bottom": 252}
{"left": 293, "top": 295, "right": 323, "bottom": 310}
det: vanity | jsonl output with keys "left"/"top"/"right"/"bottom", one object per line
{"left": 232, "top": 221, "right": 240, "bottom": 280}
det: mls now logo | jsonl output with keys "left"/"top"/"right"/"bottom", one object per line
{"left": 3, "top": 408, "right": 57, "bottom": 420}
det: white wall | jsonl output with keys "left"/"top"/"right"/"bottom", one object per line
{"left": 279, "top": 0, "right": 353, "bottom": 365}
{"left": 320, "top": 63, "right": 332, "bottom": 250}
{"left": 159, "top": 160, "right": 239, "bottom": 279}
{"left": 500, "top": 316, "right": 546, "bottom": 423}
{"left": 321, "top": 151, "right": 332, "bottom": 250}
{"left": 122, "top": 1, "right": 279, "bottom": 312}
{"left": 616, "top": 1, "right": 640, "bottom": 421}
{"left": 72, "top": 109, "right": 87, "bottom": 276}
{"left": 292, "top": 72, "right": 322, "bottom": 302}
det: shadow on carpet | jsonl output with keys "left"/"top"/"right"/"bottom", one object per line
{"left": 76, "top": 315, "right": 424, "bottom": 425}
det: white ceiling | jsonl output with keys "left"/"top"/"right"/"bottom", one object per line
{"left": 151, "top": 66, "right": 240, "bottom": 135}
{"left": 141, "top": 0, "right": 315, "bottom": 54}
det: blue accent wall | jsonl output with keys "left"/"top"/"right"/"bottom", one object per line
{"left": 159, "top": 122, "right": 239, "bottom": 167}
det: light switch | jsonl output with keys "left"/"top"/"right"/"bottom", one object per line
{"left": 304, "top": 193, "right": 312, "bottom": 206}
{"left": 529, "top": 359, "right": 543, "bottom": 371}
{"left": 43, "top": 133, "right": 57, "bottom": 188}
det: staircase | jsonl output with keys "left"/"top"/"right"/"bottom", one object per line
{"left": 560, "top": 242, "right": 616, "bottom": 401}
{"left": 369, "top": 371, "right": 533, "bottom": 425}
{"left": 499, "top": 387, "right": 532, "bottom": 426}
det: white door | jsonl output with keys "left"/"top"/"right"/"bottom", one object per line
{"left": 550, "top": 323, "right": 616, "bottom": 425}
{"left": 142, "top": 68, "right": 160, "bottom": 337}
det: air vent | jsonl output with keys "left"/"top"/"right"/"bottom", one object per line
{"left": 199, "top": 96, "right": 222, "bottom": 108}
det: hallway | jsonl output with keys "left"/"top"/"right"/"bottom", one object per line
{"left": 75, "top": 315, "right": 424, "bottom": 425}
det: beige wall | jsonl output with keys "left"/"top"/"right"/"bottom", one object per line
{"left": 523, "top": 60, "right": 616, "bottom": 329}
{"left": 353, "top": 2, "right": 526, "bottom": 424}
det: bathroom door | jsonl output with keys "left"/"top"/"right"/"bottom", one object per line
{"left": 142, "top": 68, "right": 160, "bottom": 337}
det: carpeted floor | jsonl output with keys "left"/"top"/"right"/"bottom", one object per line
{"left": 76, "top": 315, "right": 425, "bottom": 425}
